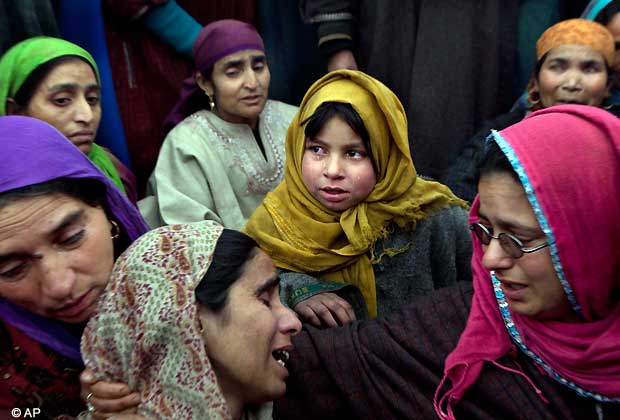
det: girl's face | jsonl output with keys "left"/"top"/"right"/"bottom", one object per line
{"left": 477, "top": 172, "right": 577, "bottom": 322}
{"left": 301, "top": 116, "right": 376, "bottom": 212}
{"left": 531, "top": 44, "right": 609, "bottom": 108}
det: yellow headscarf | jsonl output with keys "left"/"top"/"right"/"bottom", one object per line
{"left": 243, "top": 70, "right": 466, "bottom": 316}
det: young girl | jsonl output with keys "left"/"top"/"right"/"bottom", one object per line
{"left": 243, "top": 70, "right": 471, "bottom": 324}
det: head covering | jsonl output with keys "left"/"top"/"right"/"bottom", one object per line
{"left": 0, "top": 116, "right": 149, "bottom": 362}
{"left": 0, "top": 36, "right": 100, "bottom": 116}
{"left": 164, "top": 19, "right": 265, "bottom": 131}
{"left": 536, "top": 18, "right": 615, "bottom": 66}
{"left": 81, "top": 221, "right": 230, "bottom": 419}
{"left": 513, "top": 15, "right": 616, "bottom": 112}
{"left": 0, "top": 36, "right": 126, "bottom": 194}
{"left": 193, "top": 19, "right": 265, "bottom": 72}
{"left": 243, "top": 70, "right": 466, "bottom": 316}
{"left": 435, "top": 105, "right": 620, "bottom": 419}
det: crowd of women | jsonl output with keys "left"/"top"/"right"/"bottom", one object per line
{"left": 1, "top": 1, "right": 619, "bottom": 419}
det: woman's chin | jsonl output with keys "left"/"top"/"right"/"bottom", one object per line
{"left": 260, "top": 380, "right": 287, "bottom": 402}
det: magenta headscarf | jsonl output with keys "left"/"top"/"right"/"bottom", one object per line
{"left": 435, "top": 105, "right": 620, "bottom": 419}
{"left": 0, "top": 116, "right": 149, "bottom": 362}
{"left": 163, "top": 19, "right": 265, "bottom": 131}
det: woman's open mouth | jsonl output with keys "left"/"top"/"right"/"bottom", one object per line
{"left": 499, "top": 279, "right": 528, "bottom": 301}
{"left": 272, "top": 349, "right": 290, "bottom": 367}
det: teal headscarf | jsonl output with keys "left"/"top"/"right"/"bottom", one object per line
{"left": 0, "top": 36, "right": 125, "bottom": 194}
{"left": 582, "top": 0, "right": 616, "bottom": 20}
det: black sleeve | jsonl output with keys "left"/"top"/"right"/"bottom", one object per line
{"left": 299, "top": 0, "right": 357, "bottom": 57}
{"left": 274, "top": 283, "right": 473, "bottom": 420}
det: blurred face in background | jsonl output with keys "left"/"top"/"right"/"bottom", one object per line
{"left": 13, "top": 58, "right": 101, "bottom": 154}
{"left": 197, "top": 49, "right": 270, "bottom": 130}
{"left": 531, "top": 44, "right": 610, "bottom": 108}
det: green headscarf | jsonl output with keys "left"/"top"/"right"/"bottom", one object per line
{"left": 0, "top": 36, "right": 125, "bottom": 194}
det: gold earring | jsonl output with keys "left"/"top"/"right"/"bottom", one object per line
{"left": 206, "top": 92, "right": 215, "bottom": 110}
{"left": 110, "top": 220, "right": 120, "bottom": 240}
{"left": 527, "top": 90, "right": 542, "bottom": 111}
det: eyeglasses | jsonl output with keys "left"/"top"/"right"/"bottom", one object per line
{"left": 470, "top": 222, "right": 549, "bottom": 259}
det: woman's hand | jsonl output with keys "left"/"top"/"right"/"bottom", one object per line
{"left": 294, "top": 292, "right": 356, "bottom": 328}
{"left": 327, "top": 50, "right": 358, "bottom": 72}
{"left": 80, "top": 368, "right": 140, "bottom": 419}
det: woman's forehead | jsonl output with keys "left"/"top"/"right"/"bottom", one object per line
{"left": 544, "top": 43, "right": 607, "bottom": 63}
{"left": 38, "top": 59, "right": 99, "bottom": 88}
{"left": 234, "top": 249, "right": 277, "bottom": 289}
{"left": 0, "top": 193, "right": 86, "bottom": 243}
{"left": 214, "top": 49, "right": 266, "bottom": 68}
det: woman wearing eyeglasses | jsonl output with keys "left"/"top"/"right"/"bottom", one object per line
{"left": 274, "top": 104, "right": 620, "bottom": 419}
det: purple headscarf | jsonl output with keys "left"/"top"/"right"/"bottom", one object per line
{"left": 163, "top": 19, "right": 265, "bottom": 131}
{"left": 0, "top": 116, "right": 149, "bottom": 362}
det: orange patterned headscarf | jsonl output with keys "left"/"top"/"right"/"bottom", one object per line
{"left": 528, "top": 18, "right": 615, "bottom": 110}
{"left": 536, "top": 18, "right": 614, "bottom": 66}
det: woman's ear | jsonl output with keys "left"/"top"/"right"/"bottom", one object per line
{"left": 605, "top": 72, "right": 613, "bottom": 97}
{"left": 5, "top": 98, "right": 24, "bottom": 115}
{"left": 195, "top": 70, "right": 214, "bottom": 97}
{"left": 526, "top": 77, "right": 541, "bottom": 106}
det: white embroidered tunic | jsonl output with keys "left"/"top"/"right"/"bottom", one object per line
{"left": 140, "top": 100, "right": 297, "bottom": 229}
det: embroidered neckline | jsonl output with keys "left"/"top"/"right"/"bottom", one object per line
{"left": 191, "top": 104, "right": 285, "bottom": 194}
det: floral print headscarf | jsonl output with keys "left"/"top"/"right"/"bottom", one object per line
{"left": 81, "top": 221, "right": 229, "bottom": 419}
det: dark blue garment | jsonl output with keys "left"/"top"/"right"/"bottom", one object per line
{"left": 57, "top": 0, "right": 132, "bottom": 167}
{"left": 257, "top": 0, "right": 324, "bottom": 105}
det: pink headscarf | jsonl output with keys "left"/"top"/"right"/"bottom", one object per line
{"left": 163, "top": 19, "right": 265, "bottom": 131}
{"left": 435, "top": 105, "right": 620, "bottom": 419}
